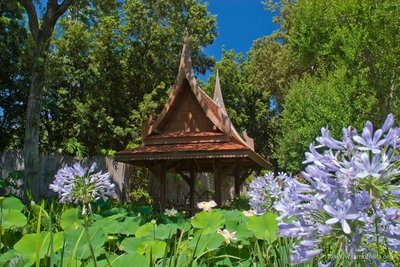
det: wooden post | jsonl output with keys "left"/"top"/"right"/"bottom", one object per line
{"left": 234, "top": 173, "right": 241, "bottom": 196}
{"left": 234, "top": 164, "right": 242, "bottom": 195}
{"left": 214, "top": 159, "right": 222, "bottom": 206}
{"left": 159, "top": 160, "right": 167, "bottom": 211}
{"left": 189, "top": 167, "right": 195, "bottom": 216}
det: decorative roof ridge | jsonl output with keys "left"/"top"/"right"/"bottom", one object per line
{"left": 144, "top": 39, "right": 232, "bottom": 138}
{"left": 211, "top": 70, "right": 255, "bottom": 151}
{"left": 213, "top": 69, "right": 226, "bottom": 112}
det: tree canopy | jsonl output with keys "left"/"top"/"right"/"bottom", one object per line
{"left": 1, "top": 0, "right": 400, "bottom": 176}
{"left": 1, "top": 0, "right": 217, "bottom": 157}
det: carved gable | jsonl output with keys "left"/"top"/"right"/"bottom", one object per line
{"left": 159, "top": 79, "right": 216, "bottom": 133}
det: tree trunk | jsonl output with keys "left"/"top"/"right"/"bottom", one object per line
{"left": 24, "top": 47, "right": 45, "bottom": 201}
{"left": 18, "top": 0, "right": 75, "bottom": 201}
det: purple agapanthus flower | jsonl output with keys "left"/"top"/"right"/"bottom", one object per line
{"left": 49, "top": 162, "right": 115, "bottom": 208}
{"left": 248, "top": 114, "right": 400, "bottom": 266}
{"left": 248, "top": 173, "right": 286, "bottom": 214}
{"left": 323, "top": 199, "right": 359, "bottom": 234}
{"left": 291, "top": 243, "right": 322, "bottom": 265}
{"left": 354, "top": 153, "right": 389, "bottom": 178}
{"left": 353, "top": 125, "right": 385, "bottom": 153}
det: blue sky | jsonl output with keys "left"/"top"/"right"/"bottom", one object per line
{"left": 199, "top": 0, "right": 278, "bottom": 80}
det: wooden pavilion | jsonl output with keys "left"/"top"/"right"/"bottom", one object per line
{"left": 115, "top": 41, "right": 271, "bottom": 212}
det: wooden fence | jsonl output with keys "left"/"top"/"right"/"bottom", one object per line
{"left": 0, "top": 150, "right": 236, "bottom": 207}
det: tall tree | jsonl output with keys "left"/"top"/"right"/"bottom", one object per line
{"left": 205, "top": 49, "right": 278, "bottom": 163}
{"left": 267, "top": 0, "right": 400, "bottom": 172}
{"left": 0, "top": 1, "right": 30, "bottom": 150}
{"left": 276, "top": 67, "right": 377, "bottom": 171}
{"left": 43, "top": 0, "right": 217, "bottom": 156}
{"left": 17, "top": 0, "right": 74, "bottom": 200}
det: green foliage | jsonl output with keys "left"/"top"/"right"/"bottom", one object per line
{"left": 39, "top": 0, "right": 217, "bottom": 155}
{"left": 191, "top": 211, "right": 225, "bottom": 230}
{"left": 246, "top": 213, "right": 278, "bottom": 243}
{"left": 227, "top": 194, "right": 251, "bottom": 210}
{"left": 12, "top": 194, "right": 388, "bottom": 267}
{"left": 268, "top": 0, "right": 400, "bottom": 172}
{"left": 111, "top": 253, "right": 148, "bottom": 267}
{"left": 205, "top": 49, "right": 278, "bottom": 161}
{"left": 0, "top": 196, "right": 296, "bottom": 266}
{"left": 1, "top": 0, "right": 217, "bottom": 155}
{"left": 13, "top": 231, "right": 64, "bottom": 266}
{"left": 276, "top": 67, "right": 377, "bottom": 171}
{"left": 64, "top": 137, "right": 88, "bottom": 159}
{"left": 0, "top": 197, "right": 27, "bottom": 229}
{"left": 0, "top": 1, "right": 30, "bottom": 150}
{"left": 60, "top": 208, "right": 82, "bottom": 231}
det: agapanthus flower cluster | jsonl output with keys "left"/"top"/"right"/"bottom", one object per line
{"left": 49, "top": 162, "right": 115, "bottom": 213}
{"left": 247, "top": 172, "right": 286, "bottom": 214}
{"left": 248, "top": 114, "right": 400, "bottom": 266}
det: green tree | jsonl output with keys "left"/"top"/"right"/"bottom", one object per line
{"left": 267, "top": 0, "right": 400, "bottom": 171}
{"left": 205, "top": 49, "right": 247, "bottom": 127}
{"left": 205, "top": 49, "right": 278, "bottom": 163}
{"left": 244, "top": 34, "right": 297, "bottom": 107}
{"left": 17, "top": 0, "right": 74, "bottom": 200}
{"left": 276, "top": 0, "right": 400, "bottom": 118}
{"left": 276, "top": 67, "right": 377, "bottom": 172}
{"left": 0, "top": 1, "right": 30, "bottom": 150}
{"left": 42, "top": 0, "right": 217, "bottom": 155}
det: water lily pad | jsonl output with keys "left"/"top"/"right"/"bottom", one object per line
{"left": 60, "top": 208, "right": 82, "bottom": 230}
{"left": 1, "top": 209, "right": 27, "bottom": 229}
{"left": 135, "top": 222, "right": 155, "bottom": 238}
{"left": 155, "top": 224, "right": 178, "bottom": 240}
{"left": 191, "top": 211, "right": 224, "bottom": 230}
{"left": 218, "top": 209, "right": 243, "bottom": 229}
{"left": 189, "top": 232, "right": 224, "bottom": 257}
{"left": 137, "top": 240, "right": 167, "bottom": 259}
{"left": 246, "top": 212, "right": 278, "bottom": 243}
{"left": 1, "top": 197, "right": 25, "bottom": 211}
{"left": 119, "top": 237, "right": 145, "bottom": 254}
{"left": 63, "top": 226, "right": 107, "bottom": 260}
{"left": 14, "top": 231, "right": 64, "bottom": 266}
{"left": 111, "top": 253, "right": 148, "bottom": 267}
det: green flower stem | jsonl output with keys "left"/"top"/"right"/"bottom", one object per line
{"left": 84, "top": 214, "right": 97, "bottom": 267}
{"left": 0, "top": 197, "right": 3, "bottom": 253}
{"left": 35, "top": 201, "right": 43, "bottom": 267}
{"left": 49, "top": 202, "right": 54, "bottom": 267}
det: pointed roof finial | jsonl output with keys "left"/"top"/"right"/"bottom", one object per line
{"left": 213, "top": 69, "right": 227, "bottom": 114}
{"left": 177, "top": 34, "right": 196, "bottom": 84}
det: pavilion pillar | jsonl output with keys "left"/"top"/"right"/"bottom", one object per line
{"left": 189, "top": 167, "right": 195, "bottom": 216}
{"left": 214, "top": 159, "right": 222, "bottom": 206}
{"left": 159, "top": 160, "right": 167, "bottom": 211}
{"left": 234, "top": 173, "right": 240, "bottom": 196}
{"left": 234, "top": 164, "right": 243, "bottom": 195}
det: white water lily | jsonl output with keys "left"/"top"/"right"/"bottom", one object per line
{"left": 164, "top": 208, "right": 178, "bottom": 217}
{"left": 217, "top": 229, "right": 237, "bottom": 244}
{"left": 197, "top": 200, "right": 217, "bottom": 211}
{"left": 243, "top": 209, "right": 257, "bottom": 217}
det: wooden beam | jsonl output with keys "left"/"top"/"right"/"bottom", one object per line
{"left": 178, "top": 172, "right": 190, "bottom": 185}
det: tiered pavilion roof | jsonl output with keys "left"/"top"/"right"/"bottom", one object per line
{"left": 115, "top": 41, "right": 271, "bottom": 211}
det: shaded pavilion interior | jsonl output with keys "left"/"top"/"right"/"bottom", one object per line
{"left": 115, "top": 41, "right": 271, "bottom": 212}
